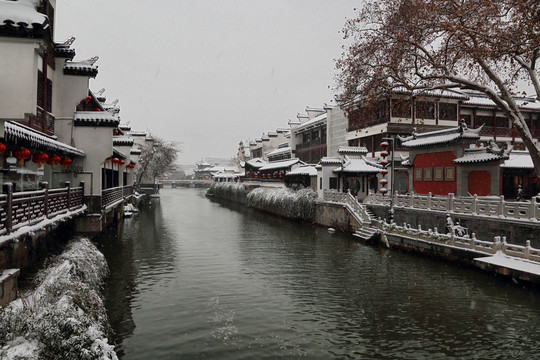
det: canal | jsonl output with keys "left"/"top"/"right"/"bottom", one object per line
{"left": 97, "top": 188, "right": 540, "bottom": 359}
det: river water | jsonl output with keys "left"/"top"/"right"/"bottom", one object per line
{"left": 96, "top": 188, "right": 540, "bottom": 359}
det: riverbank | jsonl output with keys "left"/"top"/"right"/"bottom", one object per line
{"left": 209, "top": 183, "right": 540, "bottom": 287}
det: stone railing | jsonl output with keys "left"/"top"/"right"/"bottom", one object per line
{"left": 379, "top": 220, "right": 540, "bottom": 262}
{"left": 323, "top": 190, "right": 372, "bottom": 224}
{"left": 0, "top": 181, "right": 85, "bottom": 235}
{"left": 365, "top": 192, "right": 540, "bottom": 221}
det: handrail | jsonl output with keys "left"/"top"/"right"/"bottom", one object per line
{"left": 378, "top": 220, "right": 540, "bottom": 262}
{"left": 365, "top": 192, "right": 540, "bottom": 222}
{"left": 323, "top": 189, "right": 372, "bottom": 224}
{"left": 0, "top": 181, "right": 85, "bottom": 235}
{"left": 101, "top": 185, "right": 133, "bottom": 208}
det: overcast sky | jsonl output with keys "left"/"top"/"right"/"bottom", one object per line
{"left": 55, "top": 1, "right": 359, "bottom": 164}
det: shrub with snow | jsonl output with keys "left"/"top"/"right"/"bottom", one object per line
{"left": 0, "top": 238, "right": 117, "bottom": 360}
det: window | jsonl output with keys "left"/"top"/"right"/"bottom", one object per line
{"left": 445, "top": 167, "right": 455, "bottom": 181}
{"left": 329, "top": 177, "right": 338, "bottom": 189}
{"left": 434, "top": 167, "right": 444, "bottom": 181}
{"left": 439, "top": 103, "right": 457, "bottom": 120}
{"left": 414, "top": 168, "right": 423, "bottom": 181}
{"left": 424, "top": 168, "right": 432, "bottom": 181}
{"left": 461, "top": 114, "right": 473, "bottom": 127}
{"left": 416, "top": 101, "right": 435, "bottom": 119}
{"left": 477, "top": 115, "right": 494, "bottom": 127}
{"left": 391, "top": 98, "right": 412, "bottom": 118}
{"left": 495, "top": 117, "right": 509, "bottom": 128}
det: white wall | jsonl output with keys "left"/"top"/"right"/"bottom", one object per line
{"left": 0, "top": 39, "right": 41, "bottom": 120}
{"left": 72, "top": 126, "right": 113, "bottom": 195}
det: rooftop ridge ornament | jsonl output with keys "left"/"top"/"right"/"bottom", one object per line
{"left": 96, "top": 88, "right": 106, "bottom": 96}
{"left": 58, "top": 36, "right": 76, "bottom": 47}
{"left": 86, "top": 56, "right": 99, "bottom": 65}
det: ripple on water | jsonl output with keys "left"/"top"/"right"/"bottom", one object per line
{"left": 100, "top": 189, "right": 540, "bottom": 360}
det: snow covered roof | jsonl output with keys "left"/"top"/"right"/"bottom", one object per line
{"left": 259, "top": 158, "right": 301, "bottom": 171}
{"left": 295, "top": 113, "right": 327, "bottom": 132}
{"left": 285, "top": 164, "right": 318, "bottom": 177}
{"left": 74, "top": 111, "right": 120, "bottom": 127}
{"left": 463, "top": 94, "right": 540, "bottom": 111}
{"left": 399, "top": 122, "right": 481, "bottom": 148}
{"left": 333, "top": 157, "right": 381, "bottom": 174}
{"left": 246, "top": 157, "right": 267, "bottom": 169}
{"left": 54, "top": 37, "right": 76, "bottom": 59}
{"left": 501, "top": 151, "right": 534, "bottom": 169}
{"left": 4, "top": 121, "right": 85, "bottom": 157}
{"left": 266, "top": 146, "right": 291, "bottom": 157}
{"left": 130, "top": 148, "right": 142, "bottom": 155}
{"left": 338, "top": 146, "right": 368, "bottom": 155}
{"left": 0, "top": 0, "right": 48, "bottom": 36}
{"left": 113, "top": 136, "right": 134, "bottom": 147}
{"left": 319, "top": 157, "right": 342, "bottom": 165}
{"left": 392, "top": 87, "right": 470, "bottom": 100}
{"left": 454, "top": 140, "right": 511, "bottom": 164}
{"left": 113, "top": 147, "right": 126, "bottom": 160}
{"left": 129, "top": 131, "right": 147, "bottom": 137}
{"left": 64, "top": 57, "right": 99, "bottom": 78}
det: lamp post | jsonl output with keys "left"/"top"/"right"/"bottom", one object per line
{"left": 381, "top": 137, "right": 395, "bottom": 222}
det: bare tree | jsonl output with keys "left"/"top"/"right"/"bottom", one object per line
{"left": 336, "top": 0, "right": 540, "bottom": 177}
{"left": 136, "top": 136, "right": 181, "bottom": 184}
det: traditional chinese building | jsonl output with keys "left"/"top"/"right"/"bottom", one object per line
{"left": 399, "top": 122, "right": 511, "bottom": 196}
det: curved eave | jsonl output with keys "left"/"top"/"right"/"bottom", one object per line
{"left": 4, "top": 121, "right": 85, "bottom": 158}
{"left": 64, "top": 67, "right": 98, "bottom": 78}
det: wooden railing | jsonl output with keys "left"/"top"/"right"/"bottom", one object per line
{"left": 365, "top": 192, "right": 540, "bottom": 222}
{"left": 102, "top": 185, "right": 133, "bottom": 209}
{"left": 0, "top": 181, "right": 84, "bottom": 235}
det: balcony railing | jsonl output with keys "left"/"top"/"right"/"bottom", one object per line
{"left": 102, "top": 185, "right": 133, "bottom": 209}
{"left": 29, "top": 106, "right": 55, "bottom": 135}
{"left": 0, "top": 181, "right": 84, "bottom": 236}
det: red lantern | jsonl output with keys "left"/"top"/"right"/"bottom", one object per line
{"left": 13, "top": 147, "right": 31, "bottom": 166}
{"left": 379, "top": 159, "right": 389, "bottom": 166}
{"left": 61, "top": 157, "right": 72, "bottom": 170}
{"left": 380, "top": 151, "right": 389, "bottom": 158}
{"left": 0, "top": 143, "right": 5, "bottom": 155}
{"left": 126, "top": 163, "right": 135, "bottom": 169}
{"left": 380, "top": 141, "right": 389, "bottom": 148}
{"left": 380, "top": 169, "right": 388, "bottom": 176}
{"left": 83, "top": 96, "right": 92, "bottom": 104}
{"left": 47, "top": 154, "right": 62, "bottom": 169}
{"left": 32, "top": 152, "right": 49, "bottom": 168}
{"left": 113, "top": 130, "right": 119, "bottom": 136}
{"left": 93, "top": 108, "right": 101, "bottom": 111}
{"left": 380, "top": 178, "right": 388, "bottom": 185}
{"left": 119, "top": 160, "right": 125, "bottom": 166}
{"left": 111, "top": 158, "right": 121, "bottom": 164}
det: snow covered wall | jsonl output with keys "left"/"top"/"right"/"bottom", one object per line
{"left": 208, "top": 183, "right": 317, "bottom": 222}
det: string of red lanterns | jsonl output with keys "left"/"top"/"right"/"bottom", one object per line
{"left": 379, "top": 141, "right": 390, "bottom": 195}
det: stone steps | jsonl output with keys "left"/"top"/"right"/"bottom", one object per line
{"left": 353, "top": 226, "right": 379, "bottom": 242}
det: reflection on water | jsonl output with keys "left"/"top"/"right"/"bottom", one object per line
{"left": 97, "top": 189, "right": 540, "bottom": 359}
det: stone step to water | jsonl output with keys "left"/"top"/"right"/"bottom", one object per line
{"left": 353, "top": 226, "right": 379, "bottom": 242}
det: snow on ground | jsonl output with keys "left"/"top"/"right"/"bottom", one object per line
{"left": 0, "top": 238, "right": 118, "bottom": 359}
{"left": 475, "top": 251, "right": 540, "bottom": 276}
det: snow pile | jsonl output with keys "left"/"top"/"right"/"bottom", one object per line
{"left": 0, "top": 238, "right": 117, "bottom": 360}
{"left": 247, "top": 187, "right": 317, "bottom": 221}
